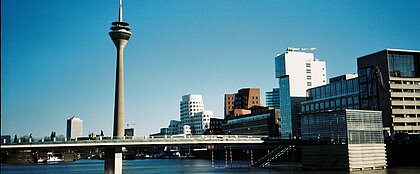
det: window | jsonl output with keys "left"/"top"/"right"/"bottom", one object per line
{"left": 326, "top": 85, "right": 331, "bottom": 97}
{"left": 388, "top": 54, "right": 416, "bottom": 77}
{"left": 307, "top": 76, "right": 312, "bottom": 80}
{"left": 307, "top": 82, "right": 312, "bottom": 86}
{"left": 336, "top": 83, "right": 342, "bottom": 95}
{"left": 336, "top": 99, "right": 341, "bottom": 107}
{"left": 348, "top": 97, "right": 353, "bottom": 104}
{"left": 331, "top": 100, "right": 335, "bottom": 107}
{"left": 306, "top": 63, "right": 311, "bottom": 67}
{"left": 306, "top": 69, "right": 311, "bottom": 73}
{"left": 341, "top": 98, "right": 347, "bottom": 106}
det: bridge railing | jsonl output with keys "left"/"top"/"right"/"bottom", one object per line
{"left": 1, "top": 135, "right": 266, "bottom": 146}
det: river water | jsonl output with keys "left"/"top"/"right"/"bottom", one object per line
{"left": 1, "top": 159, "right": 420, "bottom": 174}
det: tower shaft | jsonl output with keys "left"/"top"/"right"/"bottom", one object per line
{"left": 113, "top": 40, "right": 128, "bottom": 138}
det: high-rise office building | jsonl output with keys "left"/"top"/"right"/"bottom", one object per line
{"left": 357, "top": 49, "right": 420, "bottom": 136}
{"left": 179, "top": 94, "right": 213, "bottom": 134}
{"left": 266, "top": 88, "right": 280, "bottom": 109}
{"left": 275, "top": 48, "right": 326, "bottom": 138}
{"left": 224, "top": 88, "right": 261, "bottom": 119}
{"left": 66, "top": 116, "right": 83, "bottom": 139}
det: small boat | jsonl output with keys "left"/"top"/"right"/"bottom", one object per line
{"left": 37, "top": 158, "right": 46, "bottom": 163}
{"left": 46, "top": 152, "right": 64, "bottom": 162}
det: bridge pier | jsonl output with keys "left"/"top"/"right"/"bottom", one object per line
{"left": 225, "top": 149, "right": 228, "bottom": 167}
{"left": 104, "top": 147, "right": 123, "bottom": 174}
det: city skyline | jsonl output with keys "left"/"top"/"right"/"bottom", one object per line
{"left": 2, "top": 0, "right": 420, "bottom": 137}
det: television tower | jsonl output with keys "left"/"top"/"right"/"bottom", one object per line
{"left": 109, "top": 0, "right": 132, "bottom": 138}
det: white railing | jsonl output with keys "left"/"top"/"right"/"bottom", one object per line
{"left": 1, "top": 135, "right": 266, "bottom": 146}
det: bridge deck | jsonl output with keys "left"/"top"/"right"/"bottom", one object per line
{"left": 1, "top": 135, "right": 264, "bottom": 149}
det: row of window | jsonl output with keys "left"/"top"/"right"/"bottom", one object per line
{"left": 182, "top": 108, "right": 203, "bottom": 112}
{"left": 307, "top": 78, "right": 359, "bottom": 100}
{"left": 181, "top": 101, "right": 202, "bottom": 105}
{"left": 226, "top": 113, "right": 270, "bottom": 125}
{"left": 306, "top": 67, "right": 312, "bottom": 87}
{"left": 390, "top": 89, "right": 420, "bottom": 93}
{"left": 392, "top": 114, "right": 418, "bottom": 118}
{"left": 391, "top": 97, "right": 420, "bottom": 101}
{"left": 227, "top": 95, "right": 258, "bottom": 100}
{"left": 390, "top": 80, "right": 420, "bottom": 85}
{"left": 393, "top": 122, "right": 420, "bottom": 126}
{"left": 180, "top": 104, "right": 203, "bottom": 109}
{"left": 394, "top": 130, "right": 420, "bottom": 134}
{"left": 301, "top": 96, "right": 359, "bottom": 113}
{"left": 391, "top": 105, "right": 420, "bottom": 109}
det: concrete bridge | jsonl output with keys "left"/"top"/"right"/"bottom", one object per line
{"left": 1, "top": 135, "right": 271, "bottom": 174}
{"left": 1, "top": 135, "right": 264, "bottom": 149}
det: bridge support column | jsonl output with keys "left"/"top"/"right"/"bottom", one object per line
{"left": 211, "top": 150, "right": 214, "bottom": 168}
{"left": 250, "top": 149, "right": 254, "bottom": 166}
{"left": 229, "top": 147, "right": 233, "bottom": 167}
{"left": 225, "top": 148, "right": 228, "bottom": 167}
{"left": 104, "top": 147, "right": 123, "bottom": 174}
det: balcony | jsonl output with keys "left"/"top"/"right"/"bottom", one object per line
{"left": 393, "top": 126, "right": 420, "bottom": 131}
{"left": 390, "top": 84, "right": 420, "bottom": 90}
{"left": 392, "top": 109, "right": 420, "bottom": 115}
{"left": 391, "top": 100, "right": 420, "bottom": 106}
{"left": 390, "top": 92, "right": 420, "bottom": 97}
{"left": 392, "top": 117, "right": 420, "bottom": 123}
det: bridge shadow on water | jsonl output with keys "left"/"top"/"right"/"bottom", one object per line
{"left": 1, "top": 159, "right": 420, "bottom": 174}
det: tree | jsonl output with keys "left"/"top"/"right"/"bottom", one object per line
{"left": 56, "top": 135, "right": 66, "bottom": 141}
{"left": 19, "top": 135, "right": 29, "bottom": 142}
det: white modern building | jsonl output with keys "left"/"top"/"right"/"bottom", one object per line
{"left": 179, "top": 94, "right": 213, "bottom": 134}
{"left": 183, "top": 125, "right": 191, "bottom": 135}
{"left": 154, "top": 94, "right": 214, "bottom": 136}
{"left": 66, "top": 116, "right": 83, "bottom": 139}
{"left": 275, "top": 48, "right": 327, "bottom": 138}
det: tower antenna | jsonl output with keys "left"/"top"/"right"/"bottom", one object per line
{"left": 119, "top": 0, "right": 123, "bottom": 22}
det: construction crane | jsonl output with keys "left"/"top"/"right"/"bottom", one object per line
{"left": 286, "top": 47, "right": 316, "bottom": 52}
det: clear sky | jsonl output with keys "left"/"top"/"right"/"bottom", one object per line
{"left": 2, "top": 0, "right": 419, "bottom": 138}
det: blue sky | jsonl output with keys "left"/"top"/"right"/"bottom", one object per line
{"left": 2, "top": 0, "right": 419, "bottom": 138}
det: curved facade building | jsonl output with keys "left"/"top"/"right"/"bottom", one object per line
{"left": 179, "top": 94, "right": 213, "bottom": 134}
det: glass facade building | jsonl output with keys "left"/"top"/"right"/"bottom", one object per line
{"left": 301, "top": 109, "right": 384, "bottom": 144}
{"left": 301, "top": 109, "right": 387, "bottom": 171}
{"left": 266, "top": 88, "right": 280, "bottom": 109}
{"left": 223, "top": 108, "right": 280, "bottom": 137}
{"left": 301, "top": 74, "right": 359, "bottom": 114}
{"left": 357, "top": 49, "right": 420, "bottom": 135}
